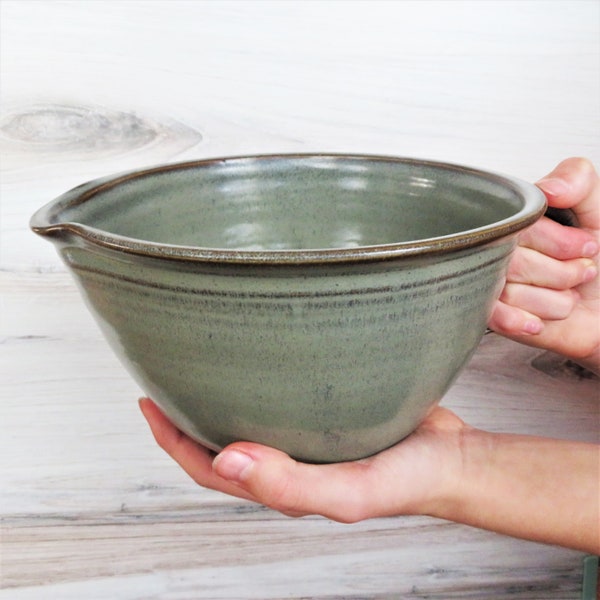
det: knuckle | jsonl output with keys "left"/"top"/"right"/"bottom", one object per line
{"left": 563, "top": 290, "right": 579, "bottom": 319}
{"left": 265, "top": 474, "right": 304, "bottom": 515}
{"left": 498, "top": 283, "right": 518, "bottom": 305}
{"left": 555, "top": 157, "right": 596, "bottom": 184}
{"left": 546, "top": 290, "right": 578, "bottom": 320}
{"left": 506, "top": 249, "right": 527, "bottom": 281}
{"left": 554, "top": 236, "right": 582, "bottom": 259}
{"left": 566, "top": 156, "right": 595, "bottom": 175}
{"left": 557, "top": 259, "right": 592, "bottom": 290}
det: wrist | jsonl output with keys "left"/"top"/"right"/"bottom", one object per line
{"left": 423, "top": 425, "right": 493, "bottom": 523}
{"left": 424, "top": 426, "right": 600, "bottom": 553}
{"left": 399, "top": 414, "right": 485, "bottom": 521}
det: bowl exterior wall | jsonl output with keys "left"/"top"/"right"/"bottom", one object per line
{"left": 57, "top": 240, "right": 513, "bottom": 462}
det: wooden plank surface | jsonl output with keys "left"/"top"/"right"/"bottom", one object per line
{"left": 1, "top": 1, "right": 599, "bottom": 598}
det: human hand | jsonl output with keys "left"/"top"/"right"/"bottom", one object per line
{"left": 488, "top": 157, "right": 600, "bottom": 373}
{"left": 139, "top": 397, "right": 467, "bottom": 521}
{"left": 140, "top": 395, "right": 599, "bottom": 553}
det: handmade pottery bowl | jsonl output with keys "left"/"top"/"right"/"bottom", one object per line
{"left": 31, "top": 154, "right": 546, "bottom": 463}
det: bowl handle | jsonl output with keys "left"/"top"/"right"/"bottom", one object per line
{"left": 544, "top": 207, "right": 578, "bottom": 227}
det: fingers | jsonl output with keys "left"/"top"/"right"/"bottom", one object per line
{"left": 489, "top": 300, "right": 600, "bottom": 371}
{"left": 507, "top": 245, "right": 598, "bottom": 289}
{"left": 518, "top": 217, "right": 599, "bottom": 261}
{"left": 138, "top": 398, "right": 258, "bottom": 503}
{"left": 536, "top": 157, "right": 600, "bottom": 233}
{"left": 488, "top": 300, "right": 544, "bottom": 336}
{"left": 500, "top": 284, "right": 579, "bottom": 321}
{"left": 489, "top": 257, "right": 596, "bottom": 336}
{"left": 490, "top": 200, "right": 599, "bottom": 339}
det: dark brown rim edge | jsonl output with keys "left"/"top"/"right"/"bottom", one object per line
{"left": 30, "top": 153, "right": 547, "bottom": 265}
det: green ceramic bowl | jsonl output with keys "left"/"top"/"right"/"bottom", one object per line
{"left": 31, "top": 154, "right": 546, "bottom": 463}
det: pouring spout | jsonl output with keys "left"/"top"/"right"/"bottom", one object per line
{"left": 29, "top": 207, "right": 77, "bottom": 240}
{"left": 30, "top": 220, "right": 69, "bottom": 238}
{"left": 29, "top": 178, "right": 98, "bottom": 242}
{"left": 29, "top": 174, "right": 111, "bottom": 242}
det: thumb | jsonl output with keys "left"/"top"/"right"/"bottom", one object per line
{"left": 212, "top": 442, "right": 373, "bottom": 522}
{"left": 536, "top": 157, "right": 600, "bottom": 234}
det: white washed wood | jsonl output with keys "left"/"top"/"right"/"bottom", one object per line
{"left": 1, "top": 1, "right": 599, "bottom": 598}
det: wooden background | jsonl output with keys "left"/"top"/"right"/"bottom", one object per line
{"left": 1, "top": 1, "right": 599, "bottom": 598}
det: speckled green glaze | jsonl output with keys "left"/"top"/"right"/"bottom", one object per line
{"left": 31, "top": 155, "right": 546, "bottom": 462}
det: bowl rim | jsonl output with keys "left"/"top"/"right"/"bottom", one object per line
{"left": 30, "top": 153, "right": 547, "bottom": 265}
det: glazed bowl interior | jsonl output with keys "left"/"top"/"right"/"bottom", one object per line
{"left": 51, "top": 155, "right": 530, "bottom": 256}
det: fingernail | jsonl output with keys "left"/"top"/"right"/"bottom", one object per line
{"left": 582, "top": 241, "right": 600, "bottom": 258}
{"left": 536, "top": 177, "right": 571, "bottom": 199}
{"left": 213, "top": 450, "right": 254, "bottom": 482}
{"left": 523, "top": 319, "right": 544, "bottom": 335}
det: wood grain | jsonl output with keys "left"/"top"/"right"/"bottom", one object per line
{"left": 0, "top": 103, "right": 202, "bottom": 170}
{"left": 1, "top": 1, "right": 598, "bottom": 598}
